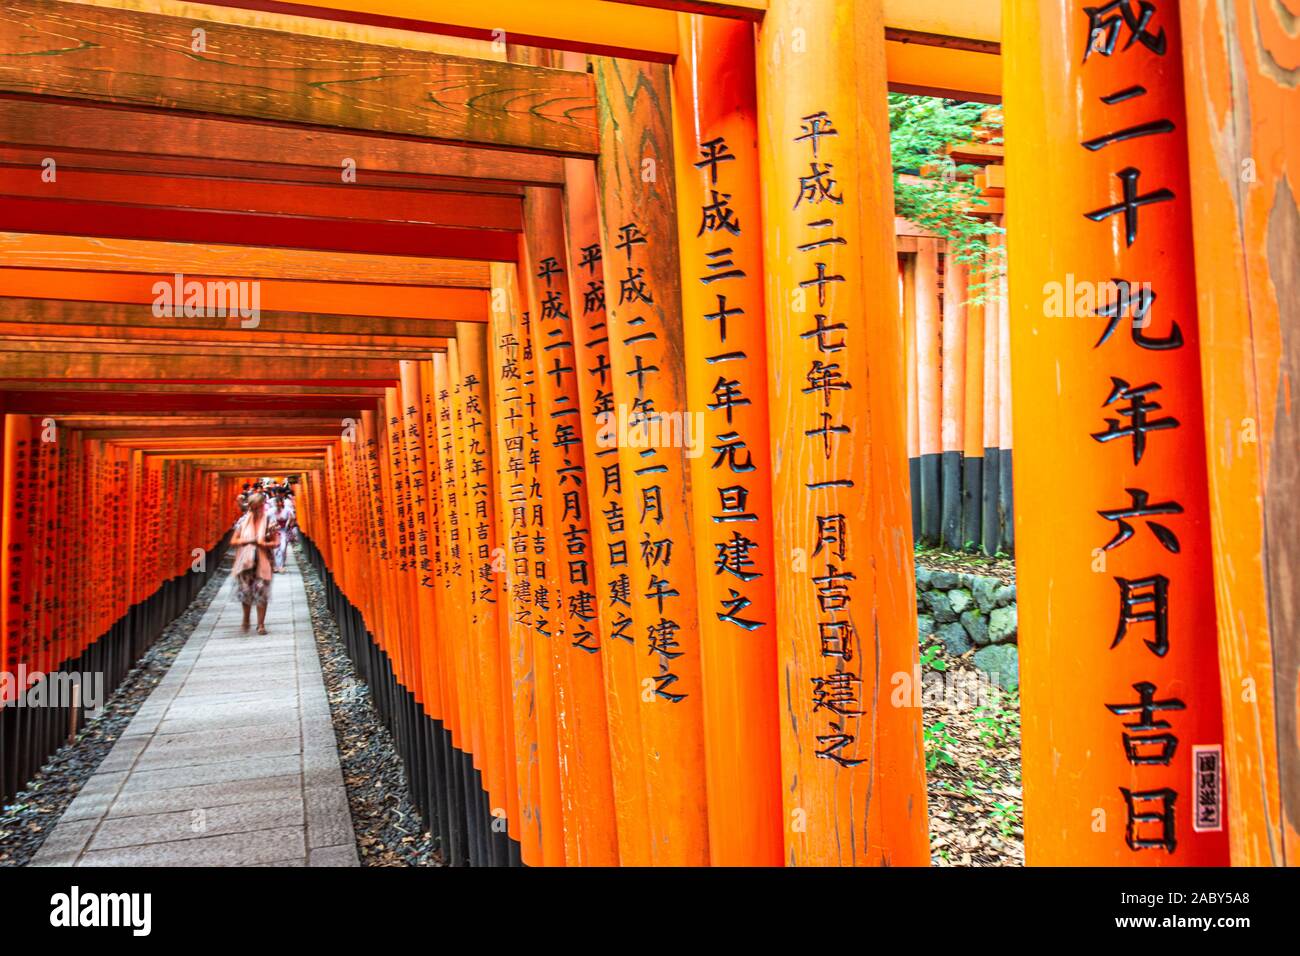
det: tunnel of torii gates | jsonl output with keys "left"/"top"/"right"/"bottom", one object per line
{"left": 0, "top": 0, "right": 1294, "bottom": 868}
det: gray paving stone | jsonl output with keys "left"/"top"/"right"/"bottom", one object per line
{"left": 107, "top": 774, "right": 303, "bottom": 819}
{"left": 118, "top": 754, "right": 302, "bottom": 795}
{"left": 89, "top": 796, "right": 304, "bottom": 850}
{"left": 30, "top": 552, "right": 355, "bottom": 867}
{"left": 309, "top": 844, "right": 360, "bottom": 867}
{"left": 29, "top": 819, "right": 99, "bottom": 866}
{"left": 306, "top": 788, "right": 354, "bottom": 849}
{"left": 133, "top": 734, "right": 304, "bottom": 771}
{"left": 79, "top": 826, "right": 306, "bottom": 867}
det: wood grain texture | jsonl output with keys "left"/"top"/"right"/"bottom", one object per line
{"left": 1006, "top": 0, "right": 1226, "bottom": 865}
{"left": 1179, "top": 0, "right": 1300, "bottom": 866}
{"left": 0, "top": 167, "right": 523, "bottom": 232}
{"left": 0, "top": 0, "right": 597, "bottom": 155}
{"left": 757, "top": 0, "right": 928, "bottom": 866}
{"left": 0, "top": 100, "right": 565, "bottom": 185}
{"left": 591, "top": 54, "right": 709, "bottom": 866}
{"left": 0, "top": 234, "right": 491, "bottom": 288}
{"left": 0, "top": 296, "right": 459, "bottom": 340}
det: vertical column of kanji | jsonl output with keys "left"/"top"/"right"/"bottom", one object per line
{"left": 516, "top": 300, "right": 569, "bottom": 868}
{"left": 420, "top": 357, "right": 467, "bottom": 864}
{"left": 386, "top": 386, "right": 421, "bottom": 720}
{"left": 915, "top": 237, "right": 943, "bottom": 545}
{"left": 114, "top": 447, "right": 129, "bottom": 651}
{"left": 431, "top": 351, "right": 474, "bottom": 865}
{"left": 487, "top": 265, "right": 543, "bottom": 865}
{"left": 361, "top": 410, "right": 394, "bottom": 675}
{"left": 560, "top": 150, "right": 652, "bottom": 867}
{"left": 448, "top": 341, "right": 494, "bottom": 865}
{"left": 1178, "top": 0, "right": 1300, "bottom": 865}
{"left": 1006, "top": 0, "right": 1228, "bottom": 864}
{"left": 1, "top": 417, "right": 32, "bottom": 719}
{"left": 454, "top": 321, "right": 510, "bottom": 865}
{"left": 591, "top": 55, "right": 710, "bottom": 866}
{"left": 757, "top": 0, "right": 929, "bottom": 866}
{"left": 31, "top": 423, "right": 50, "bottom": 680}
{"left": 450, "top": 337, "right": 491, "bottom": 864}
{"left": 51, "top": 425, "right": 69, "bottom": 676}
{"left": 671, "top": 13, "right": 783, "bottom": 867}
{"left": 67, "top": 430, "right": 84, "bottom": 671}
{"left": 515, "top": 226, "right": 581, "bottom": 866}
{"left": 370, "top": 403, "right": 400, "bottom": 687}
{"left": 521, "top": 187, "right": 620, "bottom": 865}
{"left": 401, "top": 359, "right": 448, "bottom": 846}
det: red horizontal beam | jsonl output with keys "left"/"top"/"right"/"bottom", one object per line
{"left": 0, "top": 195, "right": 519, "bottom": 260}
{"left": 0, "top": 166, "right": 523, "bottom": 231}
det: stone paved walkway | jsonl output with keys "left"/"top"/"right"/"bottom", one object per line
{"left": 30, "top": 550, "right": 358, "bottom": 867}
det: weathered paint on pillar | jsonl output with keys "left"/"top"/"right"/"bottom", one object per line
{"left": 591, "top": 54, "right": 710, "bottom": 866}
{"left": 756, "top": 0, "right": 929, "bottom": 866}
{"left": 1179, "top": 0, "right": 1300, "bottom": 867}
{"left": 1005, "top": 0, "right": 1229, "bottom": 865}
{"left": 486, "top": 264, "right": 545, "bottom": 864}
{"left": 560, "top": 150, "right": 654, "bottom": 867}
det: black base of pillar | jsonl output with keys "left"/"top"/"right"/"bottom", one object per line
{"left": 297, "top": 534, "right": 523, "bottom": 867}
{"left": 0, "top": 534, "right": 229, "bottom": 807}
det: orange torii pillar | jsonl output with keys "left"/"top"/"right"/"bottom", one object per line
{"left": 982, "top": 230, "right": 1005, "bottom": 557}
{"left": 671, "top": 13, "right": 782, "bottom": 867}
{"left": 915, "top": 237, "right": 943, "bottom": 546}
{"left": 756, "top": 0, "right": 928, "bottom": 865}
{"left": 1178, "top": 0, "right": 1300, "bottom": 866}
{"left": 452, "top": 324, "right": 511, "bottom": 867}
{"left": 429, "top": 353, "right": 476, "bottom": 866}
{"left": 559, "top": 149, "right": 654, "bottom": 866}
{"left": 1006, "top": 0, "right": 1228, "bottom": 864}
{"left": 901, "top": 254, "right": 922, "bottom": 538}
{"left": 519, "top": 186, "right": 621, "bottom": 865}
{"left": 591, "top": 54, "right": 710, "bottom": 866}
{"left": 940, "top": 252, "right": 967, "bottom": 550}
{"left": 962, "top": 273, "right": 986, "bottom": 550}
{"left": 486, "top": 262, "right": 551, "bottom": 866}
{"left": 399, "top": 360, "right": 452, "bottom": 855}
{"left": 418, "top": 356, "right": 472, "bottom": 867}
{"left": 503, "top": 250, "right": 574, "bottom": 867}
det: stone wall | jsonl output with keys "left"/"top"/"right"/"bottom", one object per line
{"left": 916, "top": 567, "right": 1018, "bottom": 691}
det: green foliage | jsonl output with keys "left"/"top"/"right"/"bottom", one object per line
{"left": 918, "top": 641, "right": 947, "bottom": 672}
{"left": 972, "top": 687, "right": 1021, "bottom": 748}
{"left": 889, "top": 93, "right": 1004, "bottom": 305}
{"left": 991, "top": 800, "right": 1021, "bottom": 837}
{"left": 924, "top": 720, "right": 958, "bottom": 771}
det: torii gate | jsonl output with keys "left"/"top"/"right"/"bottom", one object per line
{"left": 0, "top": 0, "right": 1294, "bottom": 867}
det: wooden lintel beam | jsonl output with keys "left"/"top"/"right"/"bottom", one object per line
{"left": 0, "top": 234, "right": 491, "bottom": 288}
{"left": 0, "top": 350, "right": 399, "bottom": 381}
{"left": 0, "top": 0, "right": 598, "bottom": 156}
{"left": 0, "top": 297, "right": 459, "bottom": 341}
{"left": 0, "top": 270, "right": 488, "bottom": 322}
{"left": 599, "top": 0, "right": 765, "bottom": 21}
{"left": 0, "top": 195, "right": 520, "bottom": 261}
{"left": 0, "top": 167, "right": 523, "bottom": 232}
{"left": 0, "top": 101, "right": 566, "bottom": 186}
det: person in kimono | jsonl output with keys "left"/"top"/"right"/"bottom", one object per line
{"left": 230, "top": 491, "right": 280, "bottom": 634}
{"left": 272, "top": 486, "right": 297, "bottom": 572}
